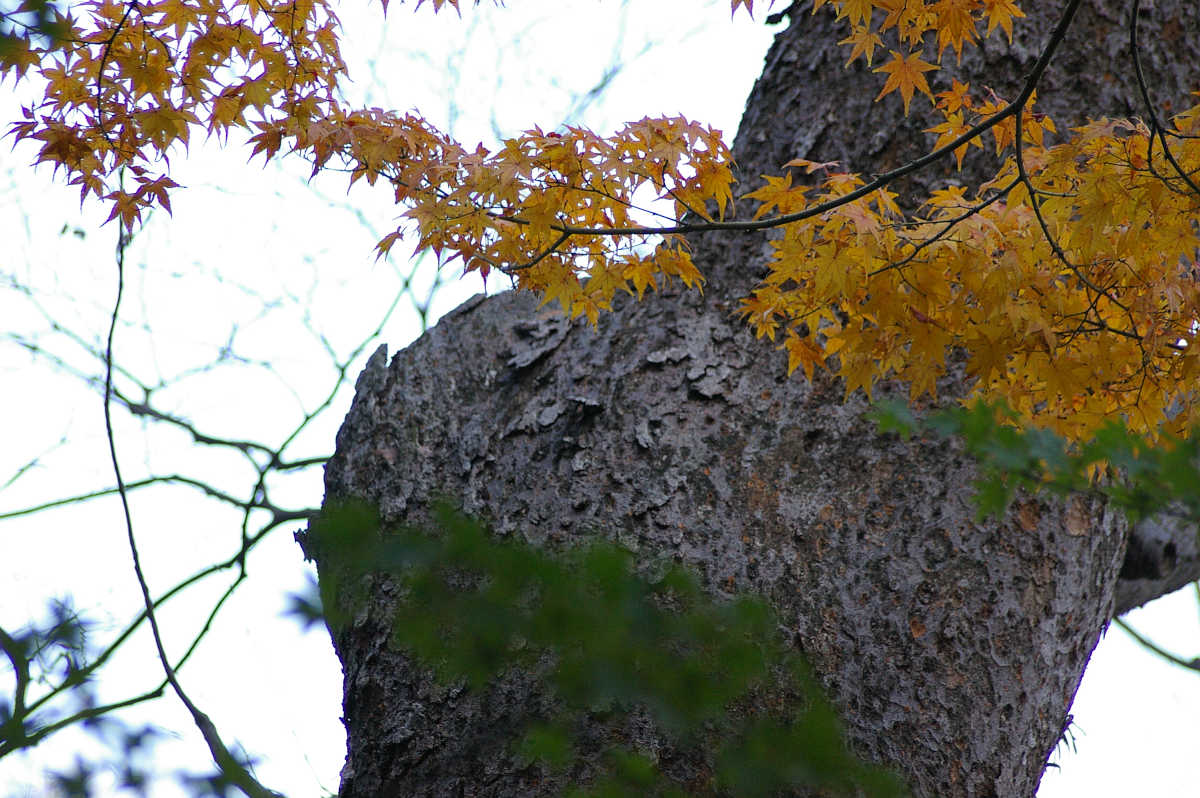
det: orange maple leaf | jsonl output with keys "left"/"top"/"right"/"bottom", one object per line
{"left": 935, "top": 79, "right": 973, "bottom": 114}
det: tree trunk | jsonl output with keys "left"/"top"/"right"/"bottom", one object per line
{"left": 306, "top": 2, "right": 1200, "bottom": 795}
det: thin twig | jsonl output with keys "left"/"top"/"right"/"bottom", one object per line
{"left": 1115, "top": 617, "right": 1200, "bottom": 673}
{"left": 102, "top": 196, "right": 281, "bottom": 798}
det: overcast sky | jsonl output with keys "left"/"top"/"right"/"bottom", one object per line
{"left": 1, "top": 3, "right": 1197, "bottom": 796}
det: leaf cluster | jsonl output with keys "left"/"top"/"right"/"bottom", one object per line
{"left": 1, "top": 596, "right": 304, "bottom": 797}
{"left": 306, "top": 500, "right": 909, "bottom": 798}
{"left": 2, "top": 0, "right": 347, "bottom": 227}
{"left": 873, "top": 399, "right": 1200, "bottom": 523}
{"left": 744, "top": 98, "right": 1200, "bottom": 443}
{"left": 0, "top": 598, "right": 167, "bottom": 796}
{"left": 5, "top": 1, "right": 1200, "bottom": 439}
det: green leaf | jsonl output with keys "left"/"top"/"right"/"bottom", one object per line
{"left": 869, "top": 400, "right": 919, "bottom": 439}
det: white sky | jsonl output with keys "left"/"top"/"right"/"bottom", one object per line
{"left": 0, "top": 2, "right": 1197, "bottom": 796}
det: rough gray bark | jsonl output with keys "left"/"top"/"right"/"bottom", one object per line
{"left": 306, "top": 2, "right": 1200, "bottom": 796}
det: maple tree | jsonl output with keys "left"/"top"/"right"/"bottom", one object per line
{"left": 4, "top": 1, "right": 1200, "bottom": 794}
{"left": 4, "top": 0, "right": 1199, "bottom": 444}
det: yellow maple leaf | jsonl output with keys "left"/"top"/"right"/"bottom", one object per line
{"left": 838, "top": 0, "right": 875, "bottom": 28}
{"left": 839, "top": 25, "right": 884, "bottom": 66}
{"left": 782, "top": 157, "right": 841, "bottom": 174}
{"left": 873, "top": 50, "right": 937, "bottom": 115}
{"left": 620, "top": 255, "right": 658, "bottom": 299}
{"left": 965, "top": 331, "right": 1012, "bottom": 383}
{"left": 925, "top": 112, "right": 980, "bottom": 170}
{"left": 932, "top": 0, "right": 979, "bottom": 61}
{"left": 784, "top": 332, "right": 827, "bottom": 381}
{"left": 743, "top": 172, "right": 805, "bottom": 219}
{"left": 983, "top": 0, "right": 1025, "bottom": 43}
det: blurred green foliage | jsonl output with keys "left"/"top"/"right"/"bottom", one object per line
{"left": 305, "top": 501, "right": 909, "bottom": 798}
{"left": 0, "top": 598, "right": 170, "bottom": 796}
{"left": 871, "top": 399, "right": 1200, "bottom": 524}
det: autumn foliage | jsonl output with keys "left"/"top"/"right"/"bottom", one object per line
{"left": 4, "top": 0, "right": 1200, "bottom": 441}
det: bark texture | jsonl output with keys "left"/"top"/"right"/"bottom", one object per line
{"left": 306, "top": 2, "right": 1200, "bottom": 796}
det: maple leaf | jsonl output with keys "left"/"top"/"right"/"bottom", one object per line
{"left": 0, "top": 35, "right": 41, "bottom": 82}
{"left": 730, "top": 0, "right": 756, "bottom": 17}
{"left": 935, "top": 79, "right": 972, "bottom": 113}
{"left": 784, "top": 332, "right": 826, "bottom": 381}
{"left": 839, "top": 348, "right": 879, "bottom": 401}
{"left": 965, "top": 331, "right": 1011, "bottom": 383}
{"left": 925, "top": 112, "right": 981, "bottom": 170}
{"left": 744, "top": 172, "right": 806, "bottom": 219}
{"left": 931, "top": 0, "right": 979, "bottom": 61}
{"left": 101, "top": 190, "right": 144, "bottom": 229}
{"left": 739, "top": 288, "right": 785, "bottom": 341}
{"left": 782, "top": 157, "right": 841, "bottom": 174}
{"left": 621, "top": 255, "right": 658, "bottom": 299}
{"left": 873, "top": 50, "right": 937, "bottom": 114}
{"left": 983, "top": 0, "right": 1026, "bottom": 42}
{"left": 839, "top": 25, "right": 884, "bottom": 66}
{"left": 837, "top": 0, "right": 875, "bottom": 28}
